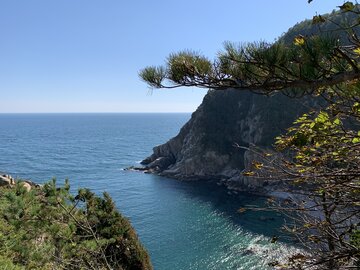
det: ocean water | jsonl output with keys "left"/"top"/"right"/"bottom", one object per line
{"left": 0, "top": 113, "right": 299, "bottom": 269}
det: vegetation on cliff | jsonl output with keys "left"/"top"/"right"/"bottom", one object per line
{"left": 0, "top": 179, "right": 152, "bottom": 270}
{"left": 140, "top": 1, "right": 360, "bottom": 268}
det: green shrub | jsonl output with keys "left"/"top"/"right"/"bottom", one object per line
{"left": 0, "top": 179, "right": 152, "bottom": 270}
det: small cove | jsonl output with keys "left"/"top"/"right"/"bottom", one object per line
{"left": 0, "top": 113, "right": 300, "bottom": 269}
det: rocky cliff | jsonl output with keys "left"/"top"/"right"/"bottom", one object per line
{"left": 141, "top": 89, "right": 317, "bottom": 192}
{"left": 139, "top": 10, "right": 354, "bottom": 193}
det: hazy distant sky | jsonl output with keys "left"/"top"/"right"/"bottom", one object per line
{"left": 0, "top": 1, "right": 338, "bottom": 113}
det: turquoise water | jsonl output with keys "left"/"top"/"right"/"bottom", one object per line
{"left": 0, "top": 113, "right": 299, "bottom": 269}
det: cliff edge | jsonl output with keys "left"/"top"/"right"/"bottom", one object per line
{"left": 139, "top": 11, "right": 351, "bottom": 193}
{"left": 141, "top": 90, "right": 316, "bottom": 192}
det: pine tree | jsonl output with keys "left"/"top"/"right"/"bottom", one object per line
{"left": 0, "top": 179, "right": 152, "bottom": 269}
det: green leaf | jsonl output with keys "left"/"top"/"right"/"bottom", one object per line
{"left": 354, "top": 48, "right": 360, "bottom": 56}
{"left": 315, "top": 112, "right": 329, "bottom": 123}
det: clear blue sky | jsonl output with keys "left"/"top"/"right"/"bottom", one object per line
{"left": 0, "top": 0, "right": 338, "bottom": 113}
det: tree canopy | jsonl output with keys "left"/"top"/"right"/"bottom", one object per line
{"left": 140, "top": 4, "right": 360, "bottom": 97}
{"left": 0, "top": 179, "right": 152, "bottom": 270}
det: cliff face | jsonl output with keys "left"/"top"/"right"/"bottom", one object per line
{"left": 141, "top": 89, "right": 316, "bottom": 192}
{"left": 140, "top": 11, "right": 357, "bottom": 193}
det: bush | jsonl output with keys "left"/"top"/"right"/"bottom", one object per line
{"left": 0, "top": 179, "right": 152, "bottom": 270}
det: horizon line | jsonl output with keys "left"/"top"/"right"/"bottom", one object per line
{"left": 0, "top": 112, "right": 193, "bottom": 114}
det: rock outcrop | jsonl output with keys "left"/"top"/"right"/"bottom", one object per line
{"left": 141, "top": 89, "right": 318, "bottom": 193}
{"left": 0, "top": 174, "right": 40, "bottom": 191}
{"left": 139, "top": 10, "right": 360, "bottom": 194}
{"left": 0, "top": 174, "right": 15, "bottom": 187}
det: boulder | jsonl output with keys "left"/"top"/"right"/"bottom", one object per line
{"left": 20, "top": 182, "right": 32, "bottom": 192}
{"left": 0, "top": 174, "right": 15, "bottom": 187}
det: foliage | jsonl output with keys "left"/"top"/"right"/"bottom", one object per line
{"left": 268, "top": 106, "right": 360, "bottom": 268}
{"left": 140, "top": 6, "right": 360, "bottom": 97}
{"left": 140, "top": 1, "right": 360, "bottom": 269}
{"left": 0, "top": 180, "right": 152, "bottom": 270}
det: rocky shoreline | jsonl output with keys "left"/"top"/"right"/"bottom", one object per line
{"left": 0, "top": 173, "right": 41, "bottom": 191}
{"left": 130, "top": 89, "right": 318, "bottom": 197}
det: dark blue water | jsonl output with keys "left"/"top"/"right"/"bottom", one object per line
{"left": 0, "top": 113, "right": 299, "bottom": 269}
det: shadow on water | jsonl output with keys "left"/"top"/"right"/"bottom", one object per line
{"left": 149, "top": 174, "right": 291, "bottom": 243}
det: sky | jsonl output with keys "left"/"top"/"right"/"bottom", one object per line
{"left": 0, "top": 0, "right": 339, "bottom": 113}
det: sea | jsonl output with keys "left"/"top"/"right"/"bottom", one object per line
{"left": 0, "top": 113, "right": 300, "bottom": 270}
